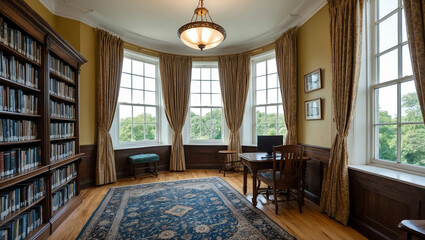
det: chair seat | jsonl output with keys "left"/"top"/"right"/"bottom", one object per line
{"left": 258, "top": 171, "right": 281, "bottom": 184}
{"left": 128, "top": 153, "right": 159, "bottom": 164}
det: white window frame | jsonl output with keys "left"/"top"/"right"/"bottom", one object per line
{"left": 368, "top": 0, "right": 425, "bottom": 173}
{"left": 183, "top": 61, "right": 226, "bottom": 144}
{"left": 110, "top": 50, "right": 162, "bottom": 148}
{"left": 251, "top": 51, "right": 284, "bottom": 144}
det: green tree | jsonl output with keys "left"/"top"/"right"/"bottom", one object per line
{"left": 119, "top": 112, "right": 156, "bottom": 142}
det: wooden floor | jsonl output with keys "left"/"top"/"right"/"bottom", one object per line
{"left": 49, "top": 170, "right": 367, "bottom": 240}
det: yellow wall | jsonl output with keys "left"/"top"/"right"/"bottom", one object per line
{"left": 297, "top": 5, "right": 333, "bottom": 148}
{"left": 24, "top": 0, "right": 97, "bottom": 145}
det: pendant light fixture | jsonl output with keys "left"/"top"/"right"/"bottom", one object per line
{"left": 178, "top": 0, "right": 226, "bottom": 51}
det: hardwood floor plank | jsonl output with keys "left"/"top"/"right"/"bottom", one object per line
{"left": 48, "top": 170, "right": 366, "bottom": 240}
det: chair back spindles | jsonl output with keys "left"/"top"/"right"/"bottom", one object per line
{"left": 272, "top": 145, "right": 304, "bottom": 189}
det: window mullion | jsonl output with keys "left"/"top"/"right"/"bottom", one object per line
{"left": 397, "top": 82, "right": 402, "bottom": 163}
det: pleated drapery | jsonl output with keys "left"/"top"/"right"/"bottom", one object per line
{"left": 96, "top": 30, "right": 124, "bottom": 185}
{"left": 218, "top": 54, "right": 250, "bottom": 165}
{"left": 403, "top": 0, "right": 425, "bottom": 122}
{"left": 320, "top": 0, "right": 364, "bottom": 225}
{"left": 159, "top": 54, "right": 192, "bottom": 171}
{"left": 275, "top": 27, "right": 298, "bottom": 145}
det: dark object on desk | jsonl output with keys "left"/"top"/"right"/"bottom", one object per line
{"left": 398, "top": 220, "right": 425, "bottom": 240}
{"left": 257, "top": 145, "right": 304, "bottom": 214}
{"left": 257, "top": 135, "right": 283, "bottom": 158}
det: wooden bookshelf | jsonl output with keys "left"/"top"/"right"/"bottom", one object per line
{"left": 0, "top": 0, "right": 87, "bottom": 239}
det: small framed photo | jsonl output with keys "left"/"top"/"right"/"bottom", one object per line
{"left": 305, "top": 98, "right": 322, "bottom": 120}
{"left": 304, "top": 69, "right": 322, "bottom": 93}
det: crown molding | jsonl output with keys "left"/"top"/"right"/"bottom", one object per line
{"left": 39, "top": 0, "right": 327, "bottom": 56}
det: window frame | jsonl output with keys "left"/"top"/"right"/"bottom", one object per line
{"left": 184, "top": 61, "right": 226, "bottom": 144}
{"left": 251, "top": 51, "right": 285, "bottom": 144}
{"left": 369, "top": 0, "right": 425, "bottom": 172}
{"left": 111, "top": 50, "right": 162, "bottom": 148}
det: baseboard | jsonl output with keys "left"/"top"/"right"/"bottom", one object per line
{"left": 304, "top": 190, "right": 320, "bottom": 205}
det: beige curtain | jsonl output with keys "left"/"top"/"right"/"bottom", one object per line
{"left": 320, "top": 0, "right": 364, "bottom": 225}
{"left": 96, "top": 30, "right": 123, "bottom": 185}
{"left": 218, "top": 54, "right": 250, "bottom": 162}
{"left": 275, "top": 27, "right": 298, "bottom": 145}
{"left": 404, "top": 0, "right": 425, "bottom": 121}
{"left": 160, "top": 54, "right": 192, "bottom": 171}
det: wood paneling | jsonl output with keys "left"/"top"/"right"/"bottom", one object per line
{"left": 184, "top": 145, "right": 227, "bottom": 169}
{"left": 349, "top": 169, "right": 425, "bottom": 240}
{"left": 80, "top": 145, "right": 97, "bottom": 189}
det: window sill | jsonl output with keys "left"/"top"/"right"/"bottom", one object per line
{"left": 348, "top": 164, "right": 425, "bottom": 190}
{"left": 113, "top": 143, "right": 171, "bottom": 150}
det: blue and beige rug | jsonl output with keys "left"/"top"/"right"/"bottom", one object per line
{"left": 77, "top": 177, "right": 295, "bottom": 240}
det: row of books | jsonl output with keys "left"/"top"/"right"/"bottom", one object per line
{"left": 52, "top": 181, "right": 75, "bottom": 213}
{"left": 50, "top": 141, "right": 75, "bottom": 162}
{"left": 0, "top": 51, "right": 39, "bottom": 89}
{"left": 0, "top": 205, "right": 43, "bottom": 240}
{"left": 0, "top": 147, "right": 42, "bottom": 178}
{"left": 48, "top": 55, "right": 74, "bottom": 82}
{"left": 0, "top": 18, "right": 42, "bottom": 64}
{"left": 49, "top": 78, "right": 75, "bottom": 101}
{"left": 51, "top": 163, "right": 76, "bottom": 190}
{"left": 0, "top": 85, "right": 38, "bottom": 114}
{"left": 0, "top": 178, "right": 44, "bottom": 221}
{"left": 49, "top": 100, "right": 75, "bottom": 119}
{"left": 0, "top": 119, "right": 37, "bottom": 143}
{"left": 50, "top": 122, "right": 74, "bottom": 139}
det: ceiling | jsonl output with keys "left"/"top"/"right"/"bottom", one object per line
{"left": 40, "top": 0, "right": 326, "bottom": 56}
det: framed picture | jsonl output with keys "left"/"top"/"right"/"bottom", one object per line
{"left": 304, "top": 68, "right": 322, "bottom": 93}
{"left": 305, "top": 98, "right": 322, "bottom": 120}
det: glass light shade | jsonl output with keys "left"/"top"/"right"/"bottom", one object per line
{"left": 178, "top": 22, "right": 226, "bottom": 50}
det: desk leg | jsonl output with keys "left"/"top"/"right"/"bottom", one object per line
{"left": 243, "top": 165, "right": 247, "bottom": 195}
{"left": 252, "top": 169, "right": 258, "bottom": 206}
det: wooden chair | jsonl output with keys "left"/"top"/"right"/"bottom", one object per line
{"left": 257, "top": 145, "right": 304, "bottom": 214}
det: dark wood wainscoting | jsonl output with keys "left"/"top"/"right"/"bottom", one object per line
{"left": 184, "top": 145, "right": 227, "bottom": 169}
{"left": 80, "top": 145, "right": 97, "bottom": 189}
{"left": 300, "top": 144, "right": 330, "bottom": 205}
{"left": 114, "top": 146, "right": 171, "bottom": 179}
{"left": 349, "top": 169, "right": 425, "bottom": 240}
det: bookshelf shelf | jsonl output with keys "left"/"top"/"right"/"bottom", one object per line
{"left": 49, "top": 154, "right": 83, "bottom": 170}
{"left": 51, "top": 175, "right": 77, "bottom": 194}
{"left": 0, "top": 42, "right": 41, "bottom": 67}
{"left": 0, "top": 195, "right": 45, "bottom": 228}
{"left": 0, "top": 165, "right": 49, "bottom": 190}
{"left": 50, "top": 137, "right": 77, "bottom": 142}
{"left": 49, "top": 71, "right": 76, "bottom": 86}
{"left": 49, "top": 94, "right": 76, "bottom": 104}
{"left": 0, "top": 139, "right": 41, "bottom": 146}
{"left": 25, "top": 223, "right": 50, "bottom": 240}
{"left": 0, "top": 111, "right": 41, "bottom": 118}
{"left": 49, "top": 117, "right": 76, "bottom": 122}
{"left": 0, "top": 76, "right": 41, "bottom": 93}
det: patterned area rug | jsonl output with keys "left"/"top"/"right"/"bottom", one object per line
{"left": 77, "top": 177, "right": 295, "bottom": 240}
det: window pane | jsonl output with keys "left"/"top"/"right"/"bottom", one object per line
{"left": 145, "top": 63, "right": 155, "bottom": 78}
{"left": 201, "top": 81, "right": 211, "bottom": 93}
{"left": 266, "top": 123, "right": 277, "bottom": 135}
{"left": 402, "top": 9, "right": 408, "bottom": 42}
{"left": 267, "top": 58, "right": 277, "bottom": 74}
{"left": 256, "top": 107, "right": 266, "bottom": 135}
{"left": 278, "top": 123, "right": 287, "bottom": 136}
{"left": 145, "top": 77, "right": 156, "bottom": 91}
{"left": 133, "top": 75, "right": 143, "bottom": 90}
{"left": 192, "top": 68, "right": 201, "bottom": 79}
{"left": 378, "top": 0, "right": 398, "bottom": 19}
{"left": 118, "top": 88, "right": 131, "bottom": 103}
{"left": 121, "top": 73, "right": 131, "bottom": 88}
{"left": 201, "top": 68, "right": 210, "bottom": 80}
{"left": 145, "top": 91, "right": 156, "bottom": 105}
{"left": 119, "top": 123, "right": 131, "bottom": 142}
{"left": 201, "top": 108, "right": 211, "bottom": 139}
{"left": 278, "top": 107, "right": 284, "bottom": 126}
{"left": 211, "top": 94, "right": 221, "bottom": 107}
{"left": 378, "top": 14, "right": 398, "bottom": 53}
{"left": 190, "top": 108, "right": 201, "bottom": 140}
{"left": 268, "top": 88, "right": 278, "bottom": 104}
{"left": 256, "top": 76, "right": 266, "bottom": 90}
{"left": 132, "top": 90, "right": 143, "bottom": 104}
{"left": 211, "top": 109, "right": 222, "bottom": 140}
{"left": 211, "top": 81, "right": 220, "bottom": 93}
{"left": 377, "top": 125, "right": 397, "bottom": 162}
{"left": 379, "top": 49, "right": 398, "bottom": 83}
{"left": 277, "top": 91, "right": 282, "bottom": 103}
{"left": 119, "top": 104, "right": 132, "bottom": 121}
{"left": 268, "top": 74, "right": 278, "bottom": 89}
{"left": 256, "top": 123, "right": 266, "bottom": 135}
{"left": 402, "top": 45, "right": 413, "bottom": 77}
{"left": 132, "top": 124, "right": 144, "bottom": 141}
{"left": 119, "top": 104, "right": 132, "bottom": 142}
{"left": 191, "top": 93, "right": 200, "bottom": 106}
{"left": 256, "top": 90, "right": 266, "bottom": 105}
{"left": 376, "top": 85, "right": 397, "bottom": 123}
{"left": 133, "top": 60, "right": 143, "bottom": 76}
{"left": 256, "top": 61, "right": 266, "bottom": 76}
{"left": 201, "top": 93, "right": 211, "bottom": 106}
{"left": 123, "top": 58, "right": 131, "bottom": 73}
{"left": 401, "top": 81, "right": 421, "bottom": 122}
{"left": 401, "top": 124, "right": 425, "bottom": 166}
{"left": 145, "top": 107, "right": 156, "bottom": 123}
{"left": 133, "top": 106, "right": 144, "bottom": 123}
{"left": 211, "top": 68, "right": 219, "bottom": 80}
{"left": 191, "top": 80, "right": 201, "bottom": 93}
{"left": 266, "top": 106, "right": 277, "bottom": 124}
{"left": 145, "top": 124, "right": 156, "bottom": 140}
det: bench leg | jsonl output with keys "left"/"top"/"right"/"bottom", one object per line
{"left": 153, "top": 162, "right": 158, "bottom": 177}
{"left": 131, "top": 163, "right": 136, "bottom": 179}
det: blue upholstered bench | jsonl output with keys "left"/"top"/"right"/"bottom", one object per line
{"left": 127, "top": 153, "right": 159, "bottom": 179}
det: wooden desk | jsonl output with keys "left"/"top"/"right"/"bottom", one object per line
{"left": 239, "top": 152, "right": 310, "bottom": 207}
